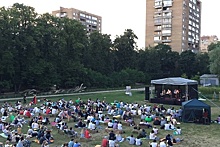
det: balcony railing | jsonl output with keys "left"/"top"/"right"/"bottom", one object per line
{"left": 154, "top": 34, "right": 161, "bottom": 37}
{"left": 163, "top": 3, "right": 173, "bottom": 7}
{"left": 154, "top": 4, "right": 163, "bottom": 8}
{"left": 162, "top": 21, "right": 172, "bottom": 25}
{"left": 154, "top": 21, "right": 162, "bottom": 25}
{"left": 162, "top": 39, "right": 171, "bottom": 43}
{"left": 154, "top": 40, "right": 162, "bottom": 43}
{"left": 162, "top": 33, "right": 171, "bottom": 36}
{"left": 154, "top": 28, "right": 162, "bottom": 31}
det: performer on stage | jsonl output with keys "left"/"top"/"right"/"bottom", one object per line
{"left": 166, "top": 89, "right": 172, "bottom": 95}
{"left": 174, "top": 89, "right": 180, "bottom": 99}
{"left": 166, "top": 89, "right": 172, "bottom": 98}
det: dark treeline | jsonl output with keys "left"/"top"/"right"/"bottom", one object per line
{"left": 0, "top": 3, "right": 210, "bottom": 93}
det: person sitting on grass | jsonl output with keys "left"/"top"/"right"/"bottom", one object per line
{"left": 115, "top": 132, "right": 124, "bottom": 143}
{"left": 109, "top": 130, "right": 116, "bottom": 141}
{"left": 75, "top": 119, "right": 86, "bottom": 128}
{"left": 173, "top": 126, "right": 181, "bottom": 135}
{"left": 215, "top": 115, "right": 220, "bottom": 124}
{"left": 153, "top": 126, "right": 159, "bottom": 134}
{"left": 137, "top": 129, "right": 147, "bottom": 138}
{"left": 101, "top": 136, "right": 108, "bottom": 147}
{"left": 73, "top": 141, "right": 81, "bottom": 147}
{"left": 80, "top": 128, "right": 85, "bottom": 138}
{"left": 159, "top": 139, "right": 167, "bottom": 147}
{"left": 84, "top": 129, "right": 91, "bottom": 139}
{"left": 68, "top": 138, "right": 74, "bottom": 147}
{"left": 128, "top": 134, "right": 135, "bottom": 145}
{"left": 135, "top": 136, "right": 142, "bottom": 146}
{"left": 149, "top": 130, "right": 157, "bottom": 140}
{"left": 149, "top": 139, "right": 158, "bottom": 147}
{"left": 117, "top": 121, "right": 123, "bottom": 133}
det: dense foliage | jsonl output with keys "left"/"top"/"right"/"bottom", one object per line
{"left": 0, "top": 4, "right": 211, "bottom": 93}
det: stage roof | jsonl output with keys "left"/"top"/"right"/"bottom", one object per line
{"left": 151, "top": 77, "right": 198, "bottom": 85}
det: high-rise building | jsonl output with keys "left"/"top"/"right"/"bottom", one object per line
{"left": 145, "top": 0, "right": 201, "bottom": 53}
{"left": 52, "top": 7, "right": 102, "bottom": 35}
{"left": 200, "top": 35, "right": 219, "bottom": 53}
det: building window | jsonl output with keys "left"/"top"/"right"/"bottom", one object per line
{"left": 155, "top": 1, "right": 163, "bottom": 7}
{"left": 163, "top": 0, "right": 173, "bottom": 7}
{"left": 154, "top": 36, "right": 161, "bottom": 41}
{"left": 60, "top": 12, "right": 67, "bottom": 18}
{"left": 189, "top": 3, "right": 192, "bottom": 8}
{"left": 92, "top": 16, "right": 97, "bottom": 20}
{"left": 80, "top": 13, "right": 85, "bottom": 17}
{"left": 56, "top": 13, "right": 60, "bottom": 17}
{"left": 162, "top": 29, "right": 171, "bottom": 34}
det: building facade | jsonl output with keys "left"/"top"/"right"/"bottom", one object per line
{"left": 200, "top": 35, "right": 218, "bottom": 53}
{"left": 145, "top": 0, "right": 201, "bottom": 53}
{"left": 52, "top": 7, "right": 102, "bottom": 35}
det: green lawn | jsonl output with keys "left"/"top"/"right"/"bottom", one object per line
{"left": 0, "top": 90, "right": 220, "bottom": 147}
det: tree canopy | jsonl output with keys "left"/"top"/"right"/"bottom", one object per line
{"left": 0, "top": 3, "right": 211, "bottom": 93}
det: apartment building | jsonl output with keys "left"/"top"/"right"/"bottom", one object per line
{"left": 52, "top": 7, "right": 102, "bottom": 34}
{"left": 145, "top": 0, "right": 201, "bottom": 53}
{"left": 200, "top": 35, "right": 219, "bottom": 53}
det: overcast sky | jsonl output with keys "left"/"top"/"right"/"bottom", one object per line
{"left": 0, "top": 0, "right": 219, "bottom": 49}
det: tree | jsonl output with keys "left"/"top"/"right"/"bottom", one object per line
{"left": 195, "top": 53, "right": 210, "bottom": 75}
{"left": 208, "top": 41, "right": 220, "bottom": 52}
{"left": 179, "top": 50, "right": 197, "bottom": 78}
{"left": 154, "top": 44, "right": 180, "bottom": 77}
{"left": 209, "top": 46, "right": 220, "bottom": 75}
{"left": 137, "top": 47, "right": 162, "bottom": 81}
{"left": 0, "top": 3, "right": 38, "bottom": 92}
{"left": 85, "top": 31, "right": 114, "bottom": 75}
{"left": 113, "top": 29, "right": 138, "bottom": 71}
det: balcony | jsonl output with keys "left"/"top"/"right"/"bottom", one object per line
{"left": 162, "top": 39, "right": 171, "bottom": 43}
{"left": 163, "top": 3, "right": 173, "bottom": 7}
{"left": 154, "top": 34, "right": 161, "bottom": 37}
{"left": 154, "top": 40, "right": 162, "bottom": 43}
{"left": 162, "top": 33, "right": 171, "bottom": 36}
{"left": 154, "top": 27, "right": 162, "bottom": 31}
{"left": 162, "top": 27, "right": 171, "bottom": 30}
{"left": 162, "top": 21, "right": 172, "bottom": 25}
{"left": 154, "top": 4, "right": 163, "bottom": 9}
{"left": 154, "top": 21, "right": 162, "bottom": 25}
{"left": 163, "top": 9, "right": 172, "bottom": 13}
{"left": 163, "top": 15, "right": 172, "bottom": 19}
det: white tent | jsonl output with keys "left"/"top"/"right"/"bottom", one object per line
{"left": 151, "top": 77, "right": 198, "bottom": 85}
{"left": 151, "top": 77, "right": 198, "bottom": 101}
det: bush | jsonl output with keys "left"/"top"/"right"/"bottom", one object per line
{"left": 199, "top": 86, "right": 220, "bottom": 94}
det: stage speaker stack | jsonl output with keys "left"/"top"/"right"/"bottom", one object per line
{"left": 145, "top": 87, "right": 150, "bottom": 100}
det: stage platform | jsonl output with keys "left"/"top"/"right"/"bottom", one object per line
{"left": 149, "top": 97, "right": 185, "bottom": 105}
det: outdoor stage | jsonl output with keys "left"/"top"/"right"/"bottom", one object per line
{"left": 149, "top": 77, "right": 198, "bottom": 106}
{"left": 149, "top": 97, "right": 185, "bottom": 105}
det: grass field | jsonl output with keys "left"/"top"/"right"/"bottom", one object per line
{"left": 0, "top": 90, "right": 220, "bottom": 147}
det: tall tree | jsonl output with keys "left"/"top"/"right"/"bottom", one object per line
{"left": 179, "top": 50, "right": 197, "bottom": 78}
{"left": 85, "top": 31, "right": 114, "bottom": 75}
{"left": 154, "top": 44, "right": 180, "bottom": 77}
{"left": 113, "top": 29, "right": 138, "bottom": 71}
{"left": 209, "top": 46, "right": 220, "bottom": 75}
{"left": 208, "top": 41, "right": 220, "bottom": 52}
{"left": 195, "top": 53, "right": 210, "bottom": 75}
{"left": 137, "top": 47, "right": 162, "bottom": 81}
{"left": 0, "top": 3, "right": 38, "bottom": 92}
